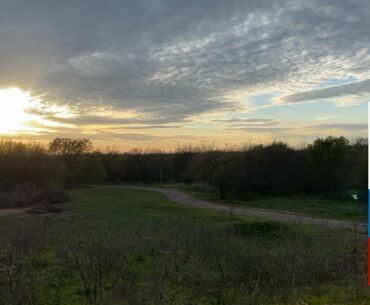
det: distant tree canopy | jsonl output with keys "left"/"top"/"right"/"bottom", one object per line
{"left": 48, "top": 138, "right": 104, "bottom": 185}
{"left": 99, "top": 136, "right": 367, "bottom": 200}
{"left": 49, "top": 137, "right": 93, "bottom": 155}
{"left": 0, "top": 136, "right": 367, "bottom": 200}
{"left": 0, "top": 138, "right": 65, "bottom": 189}
{"left": 307, "top": 136, "right": 349, "bottom": 194}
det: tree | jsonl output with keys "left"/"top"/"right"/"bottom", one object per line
{"left": 194, "top": 151, "right": 238, "bottom": 199}
{"left": 72, "top": 152, "right": 106, "bottom": 184}
{"left": 307, "top": 136, "right": 349, "bottom": 195}
{"left": 0, "top": 138, "right": 66, "bottom": 189}
{"left": 48, "top": 138, "right": 93, "bottom": 155}
{"left": 48, "top": 138, "right": 104, "bottom": 185}
{"left": 241, "top": 142, "right": 306, "bottom": 196}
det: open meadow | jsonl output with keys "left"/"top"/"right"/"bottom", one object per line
{"left": 0, "top": 186, "right": 368, "bottom": 305}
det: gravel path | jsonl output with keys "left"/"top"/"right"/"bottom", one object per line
{"left": 121, "top": 186, "right": 367, "bottom": 231}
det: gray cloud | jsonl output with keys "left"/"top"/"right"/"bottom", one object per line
{"left": 101, "top": 133, "right": 172, "bottom": 141}
{"left": 47, "top": 115, "right": 189, "bottom": 126}
{"left": 105, "top": 133, "right": 195, "bottom": 141}
{"left": 112, "top": 125, "right": 183, "bottom": 130}
{"left": 16, "top": 131, "right": 195, "bottom": 143}
{"left": 279, "top": 79, "right": 370, "bottom": 104}
{"left": 213, "top": 118, "right": 280, "bottom": 126}
{"left": 1, "top": 0, "right": 370, "bottom": 126}
{"left": 227, "top": 123, "right": 367, "bottom": 134}
{"left": 306, "top": 123, "right": 367, "bottom": 131}
{"left": 225, "top": 126, "right": 291, "bottom": 133}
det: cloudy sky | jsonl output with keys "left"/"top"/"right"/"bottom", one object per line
{"left": 0, "top": 0, "right": 369, "bottom": 150}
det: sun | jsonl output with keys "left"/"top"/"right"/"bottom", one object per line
{"left": 0, "top": 87, "right": 33, "bottom": 133}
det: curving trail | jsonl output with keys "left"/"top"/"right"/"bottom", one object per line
{"left": 119, "top": 186, "right": 367, "bottom": 231}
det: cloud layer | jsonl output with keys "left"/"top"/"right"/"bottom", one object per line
{"left": 279, "top": 79, "right": 370, "bottom": 105}
{"left": 0, "top": 0, "right": 369, "bottom": 146}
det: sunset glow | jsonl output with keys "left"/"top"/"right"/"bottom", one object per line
{"left": 0, "top": 87, "right": 35, "bottom": 133}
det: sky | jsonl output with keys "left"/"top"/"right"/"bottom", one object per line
{"left": 0, "top": 0, "right": 369, "bottom": 150}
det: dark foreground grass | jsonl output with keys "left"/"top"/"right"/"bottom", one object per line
{"left": 176, "top": 184, "right": 367, "bottom": 222}
{"left": 0, "top": 186, "right": 369, "bottom": 305}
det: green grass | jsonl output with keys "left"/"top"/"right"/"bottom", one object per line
{"left": 0, "top": 186, "right": 369, "bottom": 305}
{"left": 175, "top": 184, "right": 367, "bottom": 222}
{"left": 68, "top": 185, "right": 230, "bottom": 230}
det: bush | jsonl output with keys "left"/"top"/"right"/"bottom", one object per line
{"left": 0, "top": 184, "right": 69, "bottom": 209}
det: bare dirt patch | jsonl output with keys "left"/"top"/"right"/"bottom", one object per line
{"left": 0, "top": 208, "right": 30, "bottom": 215}
{"left": 26, "top": 201, "right": 64, "bottom": 215}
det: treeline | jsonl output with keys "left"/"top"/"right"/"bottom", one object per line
{"left": 0, "top": 138, "right": 102, "bottom": 189}
{"left": 0, "top": 136, "right": 367, "bottom": 200}
{"left": 101, "top": 137, "right": 367, "bottom": 200}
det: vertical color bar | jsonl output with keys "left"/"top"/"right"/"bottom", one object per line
{"left": 368, "top": 102, "right": 370, "bottom": 285}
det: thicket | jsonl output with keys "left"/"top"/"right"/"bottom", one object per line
{"left": 0, "top": 215, "right": 366, "bottom": 305}
{"left": 0, "top": 136, "right": 367, "bottom": 201}
{"left": 101, "top": 136, "right": 367, "bottom": 200}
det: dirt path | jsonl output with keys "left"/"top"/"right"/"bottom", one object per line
{"left": 121, "top": 186, "right": 367, "bottom": 231}
{"left": 0, "top": 208, "right": 30, "bottom": 215}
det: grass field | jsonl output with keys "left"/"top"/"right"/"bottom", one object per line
{"left": 0, "top": 186, "right": 369, "bottom": 305}
{"left": 175, "top": 184, "right": 367, "bottom": 222}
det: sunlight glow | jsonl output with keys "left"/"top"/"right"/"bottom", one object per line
{"left": 0, "top": 87, "right": 35, "bottom": 133}
{"left": 0, "top": 87, "right": 77, "bottom": 135}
